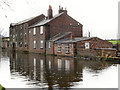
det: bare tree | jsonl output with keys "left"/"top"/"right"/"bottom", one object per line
{"left": 0, "top": 0, "right": 11, "bottom": 9}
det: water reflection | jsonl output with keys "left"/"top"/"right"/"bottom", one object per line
{"left": 0, "top": 51, "right": 118, "bottom": 88}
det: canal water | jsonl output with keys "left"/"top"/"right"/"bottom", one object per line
{"left": 0, "top": 51, "right": 118, "bottom": 88}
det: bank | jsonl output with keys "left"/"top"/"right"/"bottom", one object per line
{"left": 0, "top": 84, "right": 5, "bottom": 90}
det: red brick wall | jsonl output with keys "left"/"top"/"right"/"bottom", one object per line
{"left": 76, "top": 37, "right": 112, "bottom": 50}
{"left": 9, "top": 14, "right": 45, "bottom": 52}
{"left": 47, "top": 13, "right": 83, "bottom": 38}
{"left": 28, "top": 26, "right": 46, "bottom": 54}
{"left": 76, "top": 37, "right": 113, "bottom": 57}
{"left": 54, "top": 43, "right": 74, "bottom": 56}
{"left": 46, "top": 41, "right": 54, "bottom": 55}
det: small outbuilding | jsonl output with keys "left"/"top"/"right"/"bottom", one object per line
{"left": 54, "top": 36, "right": 116, "bottom": 57}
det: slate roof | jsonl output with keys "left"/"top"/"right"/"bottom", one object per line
{"left": 11, "top": 14, "right": 45, "bottom": 26}
{"left": 55, "top": 37, "right": 97, "bottom": 43}
{"left": 30, "top": 12, "right": 64, "bottom": 28}
{"left": 49, "top": 32, "right": 72, "bottom": 42}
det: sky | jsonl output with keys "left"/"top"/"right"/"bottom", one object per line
{"left": 0, "top": 0, "right": 119, "bottom": 39}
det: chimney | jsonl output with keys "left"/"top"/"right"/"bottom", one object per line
{"left": 58, "top": 5, "right": 67, "bottom": 14}
{"left": 48, "top": 5, "right": 53, "bottom": 19}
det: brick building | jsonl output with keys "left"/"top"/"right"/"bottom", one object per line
{"left": 53, "top": 36, "right": 116, "bottom": 57}
{"left": 1, "top": 37, "right": 9, "bottom": 49}
{"left": 9, "top": 5, "right": 83, "bottom": 53}
{"left": 9, "top": 14, "right": 45, "bottom": 51}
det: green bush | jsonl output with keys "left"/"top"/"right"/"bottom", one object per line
{"left": 0, "top": 84, "right": 5, "bottom": 90}
{"left": 108, "top": 40, "right": 120, "bottom": 45}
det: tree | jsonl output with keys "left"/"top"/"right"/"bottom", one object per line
{"left": 0, "top": 0, "right": 11, "bottom": 10}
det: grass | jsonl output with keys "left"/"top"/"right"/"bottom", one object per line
{"left": 0, "top": 84, "right": 5, "bottom": 90}
{"left": 108, "top": 40, "right": 120, "bottom": 45}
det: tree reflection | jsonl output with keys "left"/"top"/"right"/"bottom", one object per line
{"left": 7, "top": 51, "right": 117, "bottom": 88}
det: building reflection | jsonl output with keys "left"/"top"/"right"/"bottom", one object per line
{"left": 9, "top": 51, "right": 116, "bottom": 88}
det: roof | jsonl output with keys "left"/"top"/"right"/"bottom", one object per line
{"left": 30, "top": 12, "right": 64, "bottom": 28}
{"left": 11, "top": 14, "right": 45, "bottom": 26}
{"left": 55, "top": 37, "right": 97, "bottom": 43}
{"left": 16, "top": 17, "right": 35, "bottom": 25}
{"left": 95, "top": 48, "right": 116, "bottom": 50}
{"left": 49, "top": 32, "right": 72, "bottom": 42}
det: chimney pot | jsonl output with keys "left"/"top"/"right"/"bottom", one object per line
{"left": 48, "top": 5, "right": 53, "bottom": 19}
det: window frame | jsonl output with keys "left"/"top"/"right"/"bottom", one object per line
{"left": 33, "top": 27, "right": 36, "bottom": 35}
{"left": 49, "top": 41, "right": 51, "bottom": 48}
{"left": 65, "top": 44, "right": 70, "bottom": 54}
{"left": 40, "top": 26, "right": 43, "bottom": 34}
{"left": 57, "top": 44, "right": 62, "bottom": 52}
{"left": 33, "top": 40, "right": 36, "bottom": 49}
{"left": 85, "top": 42, "right": 90, "bottom": 49}
{"left": 40, "top": 40, "right": 43, "bottom": 49}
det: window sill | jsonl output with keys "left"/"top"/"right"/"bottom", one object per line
{"left": 57, "top": 51, "right": 62, "bottom": 53}
{"left": 65, "top": 52, "right": 70, "bottom": 54}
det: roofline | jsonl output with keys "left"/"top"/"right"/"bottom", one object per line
{"left": 11, "top": 14, "right": 45, "bottom": 26}
{"left": 29, "top": 12, "right": 65, "bottom": 28}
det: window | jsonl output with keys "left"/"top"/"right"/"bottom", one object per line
{"left": 40, "top": 26, "right": 43, "bottom": 34}
{"left": 20, "top": 42, "right": 22, "bottom": 47}
{"left": 65, "top": 44, "right": 69, "bottom": 54}
{"left": 16, "top": 42, "right": 17, "bottom": 47}
{"left": 20, "top": 33, "right": 22, "bottom": 36}
{"left": 57, "top": 59, "right": 62, "bottom": 69}
{"left": 24, "top": 33, "right": 26, "bottom": 38}
{"left": 40, "top": 40, "right": 43, "bottom": 48}
{"left": 49, "top": 60, "right": 51, "bottom": 69}
{"left": 34, "top": 58, "right": 36, "bottom": 80}
{"left": 85, "top": 42, "right": 90, "bottom": 49}
{"left": 33, "top": 40, "right": 36, "bottom": 49}
{"left": 33, "top": 28, "right": 36, "bottom": 35}
{"left": 65, "top": 60, "right": 70, "bottom": 71}
{"left": 57, "top": 44, "right": 61, "bottom": 52}
{"left": 13, "top": 35, "right": 15, "bottom": 38}
{"left": 25, "top": 42, "right": 27, "bottom": 47}
{"left": 29, "top": 30, "right": 31, "bottom": 33}
{"left": 49, "top": 42, "right": 51, "bottom": 48}
{"left": 20, "top": 25, "right": 22, "bottom": 29}
{"left": 40, "top": 59, "right": 43, "bottom": 69}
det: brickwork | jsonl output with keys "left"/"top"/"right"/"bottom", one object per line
{"left": 76, "top": 37, "right": 114, "bottom": 57}
{"left": 54, "top": 43, "right": 75, "bottom": 56}
{"left": 46, "top": 41, "right": 54, "bottom": 55}
{"left": 9, "top": 14, "right": 45, "bottom": 51}
{"left": 9, "top": 6, "right": 83, "bottom": 54}
{"left": 47, "top": 13, "right": 82, "bottom": 38}
{"left": 28, "top": 26, "right": 46, "bottom": 53}
{"left": 76, "top": 37, "right": 113, "bottom": 50}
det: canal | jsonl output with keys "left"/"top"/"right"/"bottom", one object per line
{"left": 0, "top": 51, "right": 118, "bottom": 88}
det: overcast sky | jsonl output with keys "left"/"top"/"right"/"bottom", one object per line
{"left": 0, "top": 0, "right": 119, "bottom": 39}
